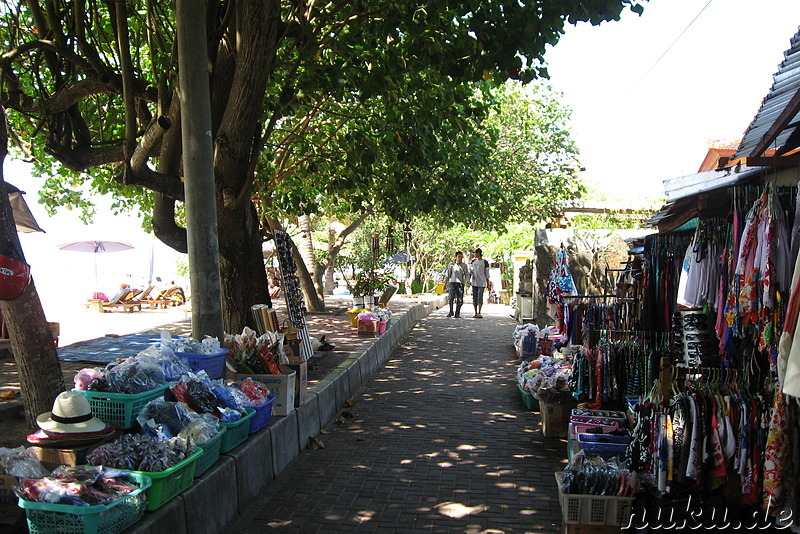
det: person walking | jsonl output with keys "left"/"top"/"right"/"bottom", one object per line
{"left": 445, "top": 251, "right": 469, "bottom": 318}
{"left": 469, "top": 248, "right": 489, "bottom": 318}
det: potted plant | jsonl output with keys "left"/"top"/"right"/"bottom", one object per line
{"left": 353, "top": 269, "right": 393, "bottom": 308}
{"left": 351, "top": 272, "right": 368, "bottom": 308}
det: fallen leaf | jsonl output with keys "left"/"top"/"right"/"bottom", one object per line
{"left": 335, "top": 416, "right": 345, "bottom": 425}
{"left": 0, "top": 390, "right": 16, "bottom": 399}
{"left": 320, "top": 429, "right": 330, "bottom": 435}
{"left": 345, "top": 399, "right": 357, "bottom": 407}
{"left": 309, "top": 436, "right": 325, "bottom": 449}
{"left": 341, "top": 410, "right": 354, "bottom": 418}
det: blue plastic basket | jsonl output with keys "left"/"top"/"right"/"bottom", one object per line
{"left": 176, "top": 348, "right": 228, "bottom": 380}
{"left": 577, "top": 433, "right": 631, "bottom": 457}
{"left": 248, "top": 395, "right": 276, "bottom": 434}
{"left": 521, "top": 332, "right": 538, "bottom": 359}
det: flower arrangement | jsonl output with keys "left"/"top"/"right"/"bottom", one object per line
{"left": 225, "top": 327, "right": 284, "bottom": 374}
{"left": 371, "top": 306, "right": 392, "bottom": 322}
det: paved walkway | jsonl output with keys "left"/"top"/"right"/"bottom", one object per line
{"left": 225, "top": 303, "right": 567, "bottom": 533}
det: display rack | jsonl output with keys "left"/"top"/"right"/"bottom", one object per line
{"left": 273, "top": 230, "right": 314, "bottom": 362}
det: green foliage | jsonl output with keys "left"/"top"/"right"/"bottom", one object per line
{"left": 265, "top": 80, "right": 585, "bottom": 234}
{"left": 570, "top": 213, "right": 652, "bottom": 230}
{"left": 479, "top": 222, "right": 539, "bottom": 260}
{"left": 481, "top": 82, "right": 585, "bottom": 228}
{"left": 0, "top": 0, "right": 171, "bottom": 224}
{"left": 0, "top": 0, "right": 650, "bottom": 307}
{"left": 352, "top": 266, "right": 394, "bottom": 296}
{"left": 175, "top": 258, "right": 189, "bottom": 278}
{"left": 410, "top": 278, "right": 425, "bottom": 294}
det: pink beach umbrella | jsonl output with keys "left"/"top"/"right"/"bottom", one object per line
{"left": 57, "top": 240, "right": 135, "bottom": 295}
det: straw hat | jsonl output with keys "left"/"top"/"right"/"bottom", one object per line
{"left": 36, "top": 391, "right": 107, "bottom": 434}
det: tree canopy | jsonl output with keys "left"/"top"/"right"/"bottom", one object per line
{"left": 0, "top": 0, "right": 647, "bottom": 331}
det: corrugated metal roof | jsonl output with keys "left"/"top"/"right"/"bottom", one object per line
{"left": 734, "top": 27, "right": 800, "bottom": 158}
{"left": 649, "top": 165, "right": 767, "bottom": 232}
{"left": 662, "top": 164, "right": 764, "bottom": 202}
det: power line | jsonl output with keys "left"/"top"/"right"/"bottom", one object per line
{"left": 628, "top": 0, "right": 715, "bottom": 94}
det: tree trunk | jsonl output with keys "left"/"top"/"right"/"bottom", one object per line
{"left": 218, "top": 199, "right": 271, "bottom": 334}
{"left": 0, "top": 111, "right": 64, "bottom": 428}
{"left": 324, "top": 223, "right": 336, "bottom": 294}
{"left": 1, "top": 281, "right": 63, "bottom": 429}
{"left": 407, "top": 260, "right": 417, "bottom": 294}
{"left": 297, "top": 214, "right": 325, "bottom": 303}
{"left": 210, "top": 0, "right": 280, "bottom": 333}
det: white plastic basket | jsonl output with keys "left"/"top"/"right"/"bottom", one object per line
{"left": 555, "top": 472, "right": 634, "bottom": 526}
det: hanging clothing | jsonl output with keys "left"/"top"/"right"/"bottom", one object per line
{"left": 763, "top": 389, "right": 789, "bottom": 510}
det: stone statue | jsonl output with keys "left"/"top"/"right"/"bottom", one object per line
{"left": 519, "top": 259, "right": 533, "bottom": 296}
{"left": 569, "top": 248, "right": 594, "bottom": 295}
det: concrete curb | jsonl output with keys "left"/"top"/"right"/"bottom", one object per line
{"left": 126, "top": 295, "right": 447, "bottom": 534}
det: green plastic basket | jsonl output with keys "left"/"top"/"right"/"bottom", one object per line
{"left": 518, "top": 384, "right": 539, "bottom": 411}
{"left": 73, "top": 385, "right": 168, "bottom": 430}
{"left": 129, "top": 448, "right": 203, "bottom": 511}
{"left": 18, "top": 472, "right": 151, "bottom": 534}
{"left": 194, "top": 427, "right": 226, "bottom": 477}
{"left": 220, "top": 408, "right": 255, "bottom": 453}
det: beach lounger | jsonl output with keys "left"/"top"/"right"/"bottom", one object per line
{"left": 102, "top": 289, "right": 142, "bottom": 312}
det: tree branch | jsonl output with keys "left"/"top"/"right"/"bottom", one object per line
{"left": 41, "top": 78, "right": 109, "bottom": 114}
{"left": 153, "top": 193, "right": 188, "bottom": 253}
{"left": 318, "top": 211, "right": 370, "bottom": 271}
{"left": 130, "top": 114, "right": 171, "bottom": 178}
{"left": 113, "top": 0, "right": 137, "bottom": 167}
{"left": 45, "top": 139, "right": 125, "bottom": 171}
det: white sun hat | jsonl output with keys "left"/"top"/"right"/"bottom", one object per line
{"left": 36, "top": 390, "right": 107, "bottom": 434}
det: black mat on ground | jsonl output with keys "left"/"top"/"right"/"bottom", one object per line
{"left": 57, "top": 333, "right": 162, "bottom": 363}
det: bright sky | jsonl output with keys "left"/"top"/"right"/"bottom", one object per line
{"left": 544, "top": 0, "right": 800, "bottom": 202}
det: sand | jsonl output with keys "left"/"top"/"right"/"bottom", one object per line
{"left": 48, "top": 303, "right": 192, "bottom": 348}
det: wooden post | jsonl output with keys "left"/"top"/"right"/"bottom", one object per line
{"left": 659, "top": 356, "right": 671, "bottom": 403}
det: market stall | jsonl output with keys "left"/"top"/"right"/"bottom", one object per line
{"left": 518, "top": 180, "right": 800, "bottom": 531}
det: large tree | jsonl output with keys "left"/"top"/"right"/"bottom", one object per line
{"left": 261, "top": 77, "right": 495, "bottom": 307}
{"left": 0, "top": 0, "right": 646, "bottom": 429}
{"left": 279, "top": 81, "right": 585, "bottom": 303}
{"left": 0, "top": 0, "right": 646, "bottom": 331}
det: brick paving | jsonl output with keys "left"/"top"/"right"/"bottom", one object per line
{"left": 225, "top": 303, "right": 568, "bottom": 534}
